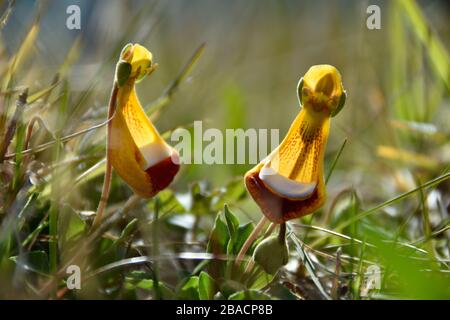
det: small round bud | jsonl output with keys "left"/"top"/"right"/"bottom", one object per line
{"left": 253, "top": 235, "right": 289, "bottom": 275}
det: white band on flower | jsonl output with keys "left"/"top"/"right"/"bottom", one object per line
{"left": 259, "top": 163, "right": 316, "bottom": 200}
{"left": 139, "top": 142, "right": 173, "bottom": 170}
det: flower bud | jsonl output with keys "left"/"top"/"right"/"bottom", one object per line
{"left": 253, "top": 235, "right": 289, "bottom": 275}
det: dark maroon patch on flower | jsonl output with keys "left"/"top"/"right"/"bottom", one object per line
{"left": 145, "top": 155, "right": 180, "bottom": 193}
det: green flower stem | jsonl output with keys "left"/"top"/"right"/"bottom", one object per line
{"left": 92, "top": 84, "right": 118, "bottom": 228}
{"left": 152, "top": 197, "right": 162, "bottom": 300}
{"left": 235, "top": 216, "right": 268, "bottom": 266}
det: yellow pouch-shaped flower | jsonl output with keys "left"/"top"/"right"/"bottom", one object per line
{"left": 109, "top": 44, "right": 179, "bottom": 197}
{"left": 245, "top": 65, "right": 346, "bottom": 223}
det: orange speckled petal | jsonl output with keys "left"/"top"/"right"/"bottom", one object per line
{"left": 109, "top": 83, "right": 179, "bottom": 198}
{"left": 244, "top": 109, "right": 329, "bottom": 223}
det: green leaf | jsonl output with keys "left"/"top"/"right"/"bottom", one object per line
{"left": 247, "top": 268, "right": 275, "bottom": 290}
{"left": 125, "top": 271, "right": 174, "bottom": 299}
{"left": 177, "top": 276, "right": 200, "bottom": 300}
{"left": 137, "top": 280, "right": 174, "bottom": 299}
{"left": 269, "top": 283, "right": 299, "bottom": 300}
{"left": 207, "top": 213, "right": 230, "bottom": 255}
{"left": 198, "top": 271, "right": 216, "bottom": 300}
{"left": 220, "top": 279, "right": 247, "bottom": 298}
{"left": 113, "top": 218, "right": 138, "bottom": 246}
{"left": 224, "top": 204, "right": 239, "bottom": 238}
{"left": 232, "top": 222, "right": 254, "bottom": 255}
{"left": 206, "top": 213, "right": 230, "bottom": 279}
{"left": 228, "top": 289, "right": 273, "bottom": 300}
{"left": 225, "top": 239, "right": 234, "bottom": 279}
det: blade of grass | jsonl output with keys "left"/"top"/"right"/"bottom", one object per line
{"left": 2, "top": 17, "right": 39, "bottom": 91}
{"left": 289, "top": 226, "right": 331, "bottom": 300}
{"left": 353, "top": 240, "right": 366, "bottom": 299}
{"left": 27, "top": 82, "right": 61, "bottom": 104}
{"left": 147, "top": 43, "right": 206, "bottom": 119}
{"left": 3, "top": 114, "right": 114, "bottom": 159}
{"left": 411, "top": 224, "right": 450, "bottom": 245}
{"left": 398, "top": 0, "right": 450, "bottom": 91}
{"left": 22, "top": 215, "right": 49, "bottom": 250}
{"left": 331, "top": 247, "right": 342, "bottom": 299}
{"left": 416, "top": 177, "right": 436, "bottom": 260}
{"left": 0, "top": 0, "right": 15, "bottom": 31}
{"left": 48, "top": 81, "right": 69, "bottom": 294}
{"left": 335, "top": 171, "right": 450, "bottom": 231}
{"left": 325, "top": 138, "right": 347, "bottom": 184}
{"left": 293, "top": 223, "right": 428, "bottom": 255}
{"left": 0, "top": 88, "right": 27, "bottom": 162}
{"left": 151, "top": 198, "right": 162, "bottom": 300}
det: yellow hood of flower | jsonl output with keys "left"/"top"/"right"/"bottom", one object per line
{"left": 121, "top": 43, "right": 154, "bottom": 81}
{"left": 245, "top": 65, "right": 346, "bottom": 223}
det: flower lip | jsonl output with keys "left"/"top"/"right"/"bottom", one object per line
{"left": 145, "top": 153, "right": 180, "bottom": 194}
{"left": 245, "top": 170, "right": 324, "bottom": 223}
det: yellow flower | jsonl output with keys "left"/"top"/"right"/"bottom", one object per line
{"left": 245, "top": 65, "right": 346, "bottom": 223}
{"left": 109, "top": 44, "right": 180, "bottom": 197}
